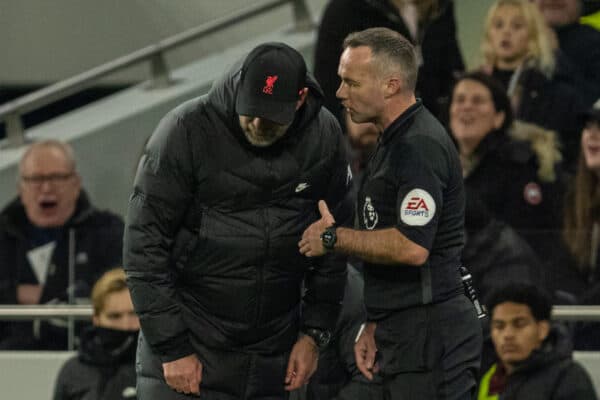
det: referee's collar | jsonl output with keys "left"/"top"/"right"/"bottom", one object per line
{"left": 380, "top": 99, "right": 423, "bottom": 144}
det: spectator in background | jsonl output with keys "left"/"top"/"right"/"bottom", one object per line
{"left": 462, "top": 192, "right": 543, "bottom": 303}
{"left": 53, "top": 268, "right": 139, "bottom": 400}
{"left": 554, "top": 98, "right": 600, "bottom": 349}
{"left": 0, "top": 140, "right": 124, "bottom": 350}
{"left": 532, "top": 0, "right": 600, "bottom": 106}
{"left": 314, "top": 0, "right": 464, "bottom": 128}
{"left": 449, "top": 72, "right": 564, "bottom": 259}
{"left": 481, "top": 0, "right": 584, "bottom": 168}
{"left": 478, "top": 283, "right": 597, "bottom": 399}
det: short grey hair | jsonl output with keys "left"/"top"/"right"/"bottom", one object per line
{"left": 342, "top": 27, "right": 418, "bottom": 91}
{"left": 18, "top": 140, "right": 77, "bottom": 179}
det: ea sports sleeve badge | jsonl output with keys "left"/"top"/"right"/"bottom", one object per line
{"left": 400, "top": 188, "right": 436, "bottom": 226}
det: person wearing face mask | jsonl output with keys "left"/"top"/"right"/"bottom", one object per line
{"left": 449, "top": 71, "right": 565, "bottom": 262}
{"left": 0, "top": 140, "right": 124, "bottom": 350}
{"left": 53, "top": 268, "right": 140, "bottom": 400}
{"left": 481, "top": 0, "right": 585, "bottom": 170}
{"left": 477, "top": 283, "right": 597, "bottom": 400}
{"left": 124, "top": 42, "right": 352, "bottom": 399}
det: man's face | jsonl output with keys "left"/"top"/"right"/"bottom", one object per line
{"left": 93, "top": 289, "right": 140, "bottom": 331}
{"left": 238, "top": 116, "right": 290, "bottom": 147}
{"left": 19, "top": 146, "right": 81, "bottom": 228}
{"left": 336, "top": 46, "right": 387, "bottom": 125}
{"left": 532, "top": 0, "right": 580, "bottom": 27}
{"left": 491, "top": 302, "right": 549, "bottom": 368}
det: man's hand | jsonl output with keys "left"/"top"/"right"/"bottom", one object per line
{"left": 299, "top": 200, "right": 335, "bottom": 257}
{"left": 284, "top": 335, "right": 319, "bottom": 391}
{"left": 354, "top": 322, "right": 379, "bottom": 380}
{"left": 162, "top": 353, "right": 203, "bottom": 395}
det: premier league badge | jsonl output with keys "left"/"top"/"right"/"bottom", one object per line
{"left": 363, "top": 196, "right": 379, "bottom": 230}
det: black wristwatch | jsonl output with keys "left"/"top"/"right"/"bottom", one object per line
{"left": 302, "top": 327, "right": 332, "bottom": 350}
{"left": 320, "top": 224, "right": 337, "bottom": 251}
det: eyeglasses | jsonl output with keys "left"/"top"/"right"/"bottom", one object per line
{"left": 20, "top": 172, "right": 75, "bottom": 187}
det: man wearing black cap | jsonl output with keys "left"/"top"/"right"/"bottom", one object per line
{"left": 123, "top": 42, "right": 352, "bottom": 399}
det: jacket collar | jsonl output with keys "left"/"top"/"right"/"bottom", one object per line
{"left": 380, "top": 99, "right": 423, "bottom": 144}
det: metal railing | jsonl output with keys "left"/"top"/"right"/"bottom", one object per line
{"left": 0, "top": 305, "right": 599, "bottom": 321}
{"left": 0, "top": 0, "right": 314, "bottom": 148}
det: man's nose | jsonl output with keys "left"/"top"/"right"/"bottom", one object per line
{"left": 39, "top": 180, "right": 54, "bottom": 192}
{"left": 336, "top": 82, "right": 347, "bottom": 100}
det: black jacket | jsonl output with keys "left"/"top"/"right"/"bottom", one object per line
{"left": 555, "top": 22, "right": 600, "bottom": 106}
{"left": 462, "top": 127, "right": 565, "bottom": 260}
{"left": 478, "top": 326, "right": 597, "bottom": 400}
{"left": 314, "top": 0, "right": 464, "bottom": 123}
{"left": 0, "top": 192, "right": 124, "bottom": 349}
{"left": 491, "top": 66, "right": 584, "bottom": 170}
{"left": 123, "top": 57, "right": 351, "bottom": 365}
{"left": 463, "top": 193, "right": 543, "bottom": 302}
{"left": 53, "top": 326, "right": 138, "bottom": 400}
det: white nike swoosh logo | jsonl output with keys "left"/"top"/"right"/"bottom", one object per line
{"left": 295, "top": 183, "right": 310, "bottom": 193}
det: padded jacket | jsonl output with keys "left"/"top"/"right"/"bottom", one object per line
{"left": 123, "top": 58, "right": 352, "bottom": 364}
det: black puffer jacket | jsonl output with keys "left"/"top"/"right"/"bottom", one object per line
{"left": 123, "top": 58, "right": 351, "bottom": 365}
{"left": 0, "top": 192, "right": 124, "bottom": 349}
{"left": 53, "top": 327, "right": 138, "bottom": 400}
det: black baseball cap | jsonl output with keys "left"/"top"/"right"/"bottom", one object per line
{"left": 235, "top": 42, "right": 307, "bottom": 125}
{"left": 580, "top": 98, "right": 600, "bottom": 123}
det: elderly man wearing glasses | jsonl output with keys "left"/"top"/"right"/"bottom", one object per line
{"left": 0, "top": 139, "right": 124, "bottom": 350}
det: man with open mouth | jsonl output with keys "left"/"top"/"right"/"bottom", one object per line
{"left": 0, "top": 139, "right": 124, "bottom": 350}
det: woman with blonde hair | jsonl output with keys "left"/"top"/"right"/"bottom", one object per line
{"left": 480, "top": 0, "right": 584, "bottom": 169}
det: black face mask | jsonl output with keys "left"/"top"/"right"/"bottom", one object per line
{"left": 79, "top": 326, "right": 139, "bottom": 366}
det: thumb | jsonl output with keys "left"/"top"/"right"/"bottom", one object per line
{"left": 285, "top": 357, "right": 296, "bottom": 384}
{"left": 318, "top": 200, "right": 335, "bottom": 224}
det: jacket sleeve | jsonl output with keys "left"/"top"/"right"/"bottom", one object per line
{"left": 302, "top": 118, "right": 353, "bottom": 332}
{"left": 123, "top": 111, "right": 196, "bottom": 362}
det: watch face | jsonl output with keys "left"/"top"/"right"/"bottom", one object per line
{"left": 306, "top": 328, "right": 331, "bottom": 348}
{"left": 321, "top": 227, "right": 336, "bottom": 249}
{"left": 319, "top": 330, "right": 332, "bottom": 346}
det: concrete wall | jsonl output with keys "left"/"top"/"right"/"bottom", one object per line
{"left": 0, "top": 0, "right": 327, "bottom": 85}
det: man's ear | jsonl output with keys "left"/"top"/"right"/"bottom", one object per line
{"left": 537, "top": 320, "right": 551, "bottom": 342}
{"left": 296, "top": 87, "right": 309, "bottom": 110}
{"left": 384, "top": 77, "right": 402, "bottom": 98}
{"left": 493, "top": 111, "right": 506, "bottom": 130}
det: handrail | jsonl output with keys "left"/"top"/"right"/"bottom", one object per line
{"left": 552, "top": 306, "right": 600, "bottom": 321}
{"left": 0, "top": 305, "right": 93, "bottom": 320}
{"left": 0, "top": 0, "right": 313, "bottom": 148}
{"left": 0, "top": 305, "right": 600, "bottom": 321}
